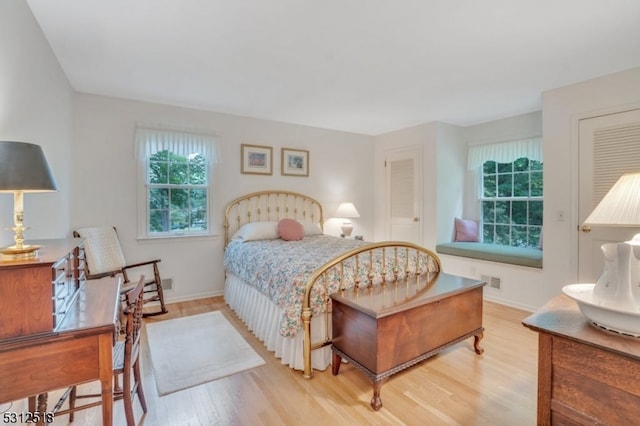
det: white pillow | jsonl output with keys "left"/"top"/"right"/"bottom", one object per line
{"left": 232, "top": 221, "right": 279, "bottom": 242}
{"left": 299, "top": 220, "right": 323, "bottom": 236}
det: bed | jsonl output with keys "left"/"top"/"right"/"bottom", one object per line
{"left": 223, "top": 190, "right": 441, "bottom": 378}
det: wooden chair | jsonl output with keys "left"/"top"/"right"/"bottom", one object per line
{"left": 31, "top": 275, "right": 149, "bottom": 425}
{"left": 74, "top": 226, "right": 168, "bottom": 317}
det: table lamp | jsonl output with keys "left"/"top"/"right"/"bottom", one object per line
{"left": 0, "top": 141, "right": 58, "bottom": 259}
{"left": 335, "top": 202, "right": 360, "bottom": 237}
{"left": 563, "top": 172, "right": 640, "bottom": 336}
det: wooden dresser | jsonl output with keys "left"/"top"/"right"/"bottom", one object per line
{"left": 0, "top": 238, "right": 85, "bottom": 339}
{"left": 522, "top": 294, "right": 640, "bottom": 425}
{"left": 0, "top": 239, "right": 120, "bottom": 425}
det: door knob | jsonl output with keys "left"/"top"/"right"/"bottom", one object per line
{"left": 581, "top": 225, "right": 591, "bottom": 233}
{"left": 413, "top": 217, "right": 419, "bottom": 222}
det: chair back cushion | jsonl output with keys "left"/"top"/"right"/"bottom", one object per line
{"left": 75, "top": 227, "right": 127, "bottom": 275}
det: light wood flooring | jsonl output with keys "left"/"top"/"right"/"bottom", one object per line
{"left": 33, "top": 297, "right": 539, "bottom": 425}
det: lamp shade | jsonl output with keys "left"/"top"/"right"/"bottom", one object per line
{"left": 335, "top": 202, "right": 360, "bottom": 218}
{"left": 0, "top": 141, "right": 58, "bottom": 192}
{"left": 584, "top": 172, "right": 640, "bottom": 226}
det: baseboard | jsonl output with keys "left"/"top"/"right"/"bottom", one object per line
{"left": 163, "top": 290, "right": 224, "bottom": 305}
{"left": 483, "top": 293, "right": 537, "bottom": 313}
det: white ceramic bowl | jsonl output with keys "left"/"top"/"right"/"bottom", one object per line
{"left": 562, "top": 283, "right": 640, "bottom": 337}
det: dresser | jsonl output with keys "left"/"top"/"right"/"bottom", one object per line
{"left": 522, "top": 294, "right": 640, "bottom": 425}
{"left": 0, "top": 239, "right": 120, "bottom": 425}
{"left": 0, "top": 238, "right": 85, "bottom": 339}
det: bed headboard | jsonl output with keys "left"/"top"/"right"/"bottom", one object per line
{"left": 224, "top": 190, "right": 324, "bottom": 245}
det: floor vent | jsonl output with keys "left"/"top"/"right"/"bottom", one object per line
{"left": 481, "top": 275, "right": 501, "bottom": 290}
{"left": 161, "top": 278, "right": 173, "bottom": 290}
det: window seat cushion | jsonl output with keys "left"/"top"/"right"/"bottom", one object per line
{"left": 435, "top": 242, "right": 543, "bottom": 268}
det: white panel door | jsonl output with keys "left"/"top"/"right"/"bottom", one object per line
{"left": 385, "top": 147, "right": 422, "bottom": 244}
{"left": 578, "top": 108, "right": 640, "bottom": 282}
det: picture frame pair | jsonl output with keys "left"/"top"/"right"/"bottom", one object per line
{"left": 241, "top": 144, "right": 309, "bottom": 176}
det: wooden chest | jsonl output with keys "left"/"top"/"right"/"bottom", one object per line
{"left": 331, "top": 272, "right": 485, "bottom": 410}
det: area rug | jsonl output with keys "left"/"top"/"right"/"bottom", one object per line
{"left": 146, "top": 311, "right": 265, "bottom": 396}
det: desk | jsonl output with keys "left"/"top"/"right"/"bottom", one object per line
{"left": 522, "top": 294, "right": 640, "bottom": 425}
{"left": 0, "top": 261, "right": 120, "bottom": 425}
{"left": 331, "top": 273, "right": 485, "bottom": 410}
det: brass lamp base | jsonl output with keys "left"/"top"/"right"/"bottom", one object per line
{"left": 0, "top": 244, "right": 41, "bottom": 260}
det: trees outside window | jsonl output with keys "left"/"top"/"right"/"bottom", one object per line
{"left": 135, "top": 127, "right": 217, "bottom": 239}
{"left": 147, "top": 150, "right": 208, "bottom": 234}
{"left": 481, "top": 157, "right": 543, "bottom": 248}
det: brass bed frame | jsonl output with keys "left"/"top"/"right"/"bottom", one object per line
{"left": 224, "top": 190, "right": 441, "bottom": 378}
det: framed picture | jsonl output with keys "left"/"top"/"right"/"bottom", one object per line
{"left": 241, "top": 144, "right": 272, "bottom": 175}
{"left": 281, "top": 148, "right": 309, "bottom": 177}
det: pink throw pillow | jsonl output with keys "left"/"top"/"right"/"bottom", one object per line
{"left": 278, "top": 218, "right": 304, "bottom": 241}
{"left": 455, "top": 218, "right": 479, "bottom": 242}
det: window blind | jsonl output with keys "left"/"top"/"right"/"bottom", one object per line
{"left": 467, "top": 137, "right": 542, "bottom": 170}
{"left": 134, "top": 126, "right": 220, "bottom": 163}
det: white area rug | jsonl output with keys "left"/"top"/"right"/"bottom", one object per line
{"left": 146, "top": 311, "right": 265, "bottom": 396}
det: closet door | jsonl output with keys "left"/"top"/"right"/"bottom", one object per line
{"left": 385, "top": 147, "right": 422, "bottom": 244}
{"left": 578, "top": 108, "right": 640, "bottom": 282}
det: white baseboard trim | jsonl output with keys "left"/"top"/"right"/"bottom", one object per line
{"left": 146, "top": 290, "right": 224, "bottom": 306}
{"left": 483, "top": 293, "right": 537, "bottom": 313}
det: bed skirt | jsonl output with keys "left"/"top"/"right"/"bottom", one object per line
{"left": 224, "top": 272, "right": 332, "bottom": 372}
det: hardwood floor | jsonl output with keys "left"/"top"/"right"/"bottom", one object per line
{"left": 39, "top": 297, "right": 538, "bottom": 425}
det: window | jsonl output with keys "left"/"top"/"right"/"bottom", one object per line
{"left": 468, "top": 137, "right": 543, "bottom": 249}
{"left": 136, "top": 127, "right": 218, "bottom": 238}
{"left": 481, "top": 157, "right": 543, "bottom": 247}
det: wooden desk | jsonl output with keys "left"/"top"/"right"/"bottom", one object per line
{"left": 0, "top": 241, "right": 120, "bottom": 426}
{"left": 522, "top": 294, "right": 640, "bottom": 425}
{"left": 331, "top": 273, "right": 485, "bottom": 410}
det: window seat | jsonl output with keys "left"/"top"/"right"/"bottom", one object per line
{"left": 435, "top": 242, "right": 542, "bottom": 269}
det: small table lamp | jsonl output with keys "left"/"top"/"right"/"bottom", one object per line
{"left": 0, "top": 141, "right": 58, "bottom": 259}
{"left": 335, "top": 202, "right": 360, "bottom": 237}
{"left": 563, "top": 172, "right": 640, "bottom": 336}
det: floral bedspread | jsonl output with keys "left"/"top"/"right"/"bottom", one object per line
{"left": 224, "top": 235, "right": 436, "bottom": 337}
{"left": 224, "top": 235, "right": 367, "bottom": 337}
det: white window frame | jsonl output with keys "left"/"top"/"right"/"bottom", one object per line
{"left": 479, "top": 158, "right": 543, "bottom": 247}
{"left": 468, "top": 137, "right": 543, "bottom": 248}
{"left": 135, "top": 126, "right": 219, "bottom": 239}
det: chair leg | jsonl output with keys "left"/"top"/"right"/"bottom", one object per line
{"left": 156, "top": 280, "right": 168, "bottom": 314}
{"left": 114, "top": 373, "right": 122, "bottom": 394}
{"left": 68, "top": 386, "right": 76, "bottom": 422}
{"left": 133, "top": 358, "right": 147, "bottom": 413}
{"left": 142, "top": 282, "right": 168, "bottom": 317}
{"left": 122, "top": 370, "right": 135, "bottom": 426}
{"left": 153, "top": 264, "right": 168, "bottom": 315}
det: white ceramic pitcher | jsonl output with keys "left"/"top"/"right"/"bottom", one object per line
{"left": 593, "top": 240, "right": 640, "bottom": 311}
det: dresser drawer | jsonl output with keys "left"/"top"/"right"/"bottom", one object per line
{"left": 51, "top": 246, "right": 84, "bottom": 329}
{"left": 550, "top": 335, "right": 640, "bottom": 424}
{"left": 0, "top": 239, "right": 86, "bottom": 339}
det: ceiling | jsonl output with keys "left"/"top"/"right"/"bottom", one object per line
{"left": 26, "top": 0, "right": 640, "bottom": 136}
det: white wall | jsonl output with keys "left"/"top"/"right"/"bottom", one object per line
{"left": 6, "top": 0, "right": 640, "bottom": 312}
{"left": 373, "top": 122, "right": 437, "bottom": 246}
{"left": 373, "top": 111, "right": 554, "bottom": 312}
{"left": 380, "top": 70, "right": 640, "bottom": 313}
{"left": 72, "top": 93, "right": 374, "bottom": 302}
{"left": 459, "top": 111, "right": 542, "bottom": 222}
{"left": 437, "top": 111, "right": 544, "bottom": 311}
{"left": 542, "top": 67, "right": 640, "bottom": 307}
{"left": 0, "top": 1, "right": 73, "bottom": 246}
{"left": 372, "top": 122, "right": 467, "bottom": 250}
{"left": 436, "top": 123, "right": 466, "bottom": 245}
{"left": 0, "top": 1, "right": 73, "bottom": 415}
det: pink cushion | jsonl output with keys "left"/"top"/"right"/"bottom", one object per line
{"left": 455, "top": 218, "right": 479, "bottom": 242}
{"left": 278, "top": 218, "right": 304, "bottom": 241}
